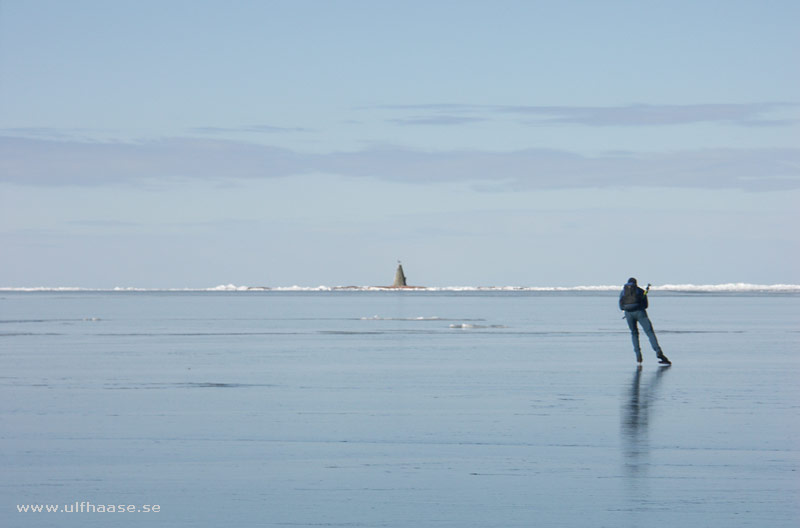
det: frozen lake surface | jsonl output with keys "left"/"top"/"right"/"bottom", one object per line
{"left": 2, "top": 290, "right": 799, "bottom": 527}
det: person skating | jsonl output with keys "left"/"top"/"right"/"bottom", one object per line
{"left": 619, "top": 278, "right": 671, "bottom": 364}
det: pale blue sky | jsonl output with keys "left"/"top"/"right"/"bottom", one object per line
{"left": 1, "top": 0, "right": 798, "bottom": 287}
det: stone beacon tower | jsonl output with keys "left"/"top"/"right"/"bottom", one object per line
{"left": 392, "top": 262, "right": 407, "bottom": 287}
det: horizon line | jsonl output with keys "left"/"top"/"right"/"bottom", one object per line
{"left": 2, "top": 283, "right": 799, "bottom": 293}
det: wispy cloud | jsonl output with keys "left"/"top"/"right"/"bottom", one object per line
{"left": 66, "top": 220, "right": 142, "bottom": 228}
{"left": 387, "top": 115, "right": 487, "bottom": 126}
{"left": 507, "top": 103, "right": 799, "bottom": 127}
{"left": 2, "top": 136, "right": 798, "bottom": 191}
{"left": 0, "top": 136, "right": 304, "bottom": 185}
{"left": 0, "top": 127, "right": 114, "bottom": 141}
{"left": 189, "top": 124, "right": 311, "bottom": 134}
{"left": 380, "top": 102, "right": 798, "bottom": 127}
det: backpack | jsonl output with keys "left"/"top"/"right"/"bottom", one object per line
{"left": 620, "top": 284, "right": 643, "bottom": 310}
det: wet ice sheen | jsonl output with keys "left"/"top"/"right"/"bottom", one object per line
{"left": 1, "top": 290, "right": 798, "bottom": 527}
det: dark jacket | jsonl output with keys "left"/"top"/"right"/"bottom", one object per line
{"left": 619, "top": 282, "right": 648, "bottom": 311}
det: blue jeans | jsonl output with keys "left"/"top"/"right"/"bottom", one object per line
{"left": 624, "top": 310, "right": 662, "bottom": 358}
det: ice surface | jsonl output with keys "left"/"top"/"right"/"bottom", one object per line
{"left": 2, "top": 291, "right": 798, "bottom": 527}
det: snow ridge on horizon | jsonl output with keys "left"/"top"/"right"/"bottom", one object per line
{"left": 2, "top": 283, "right": 800, "bottom": 293}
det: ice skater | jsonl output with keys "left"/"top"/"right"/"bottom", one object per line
{"left": 619, "top": 278, "right": 671, "bottom": 364}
